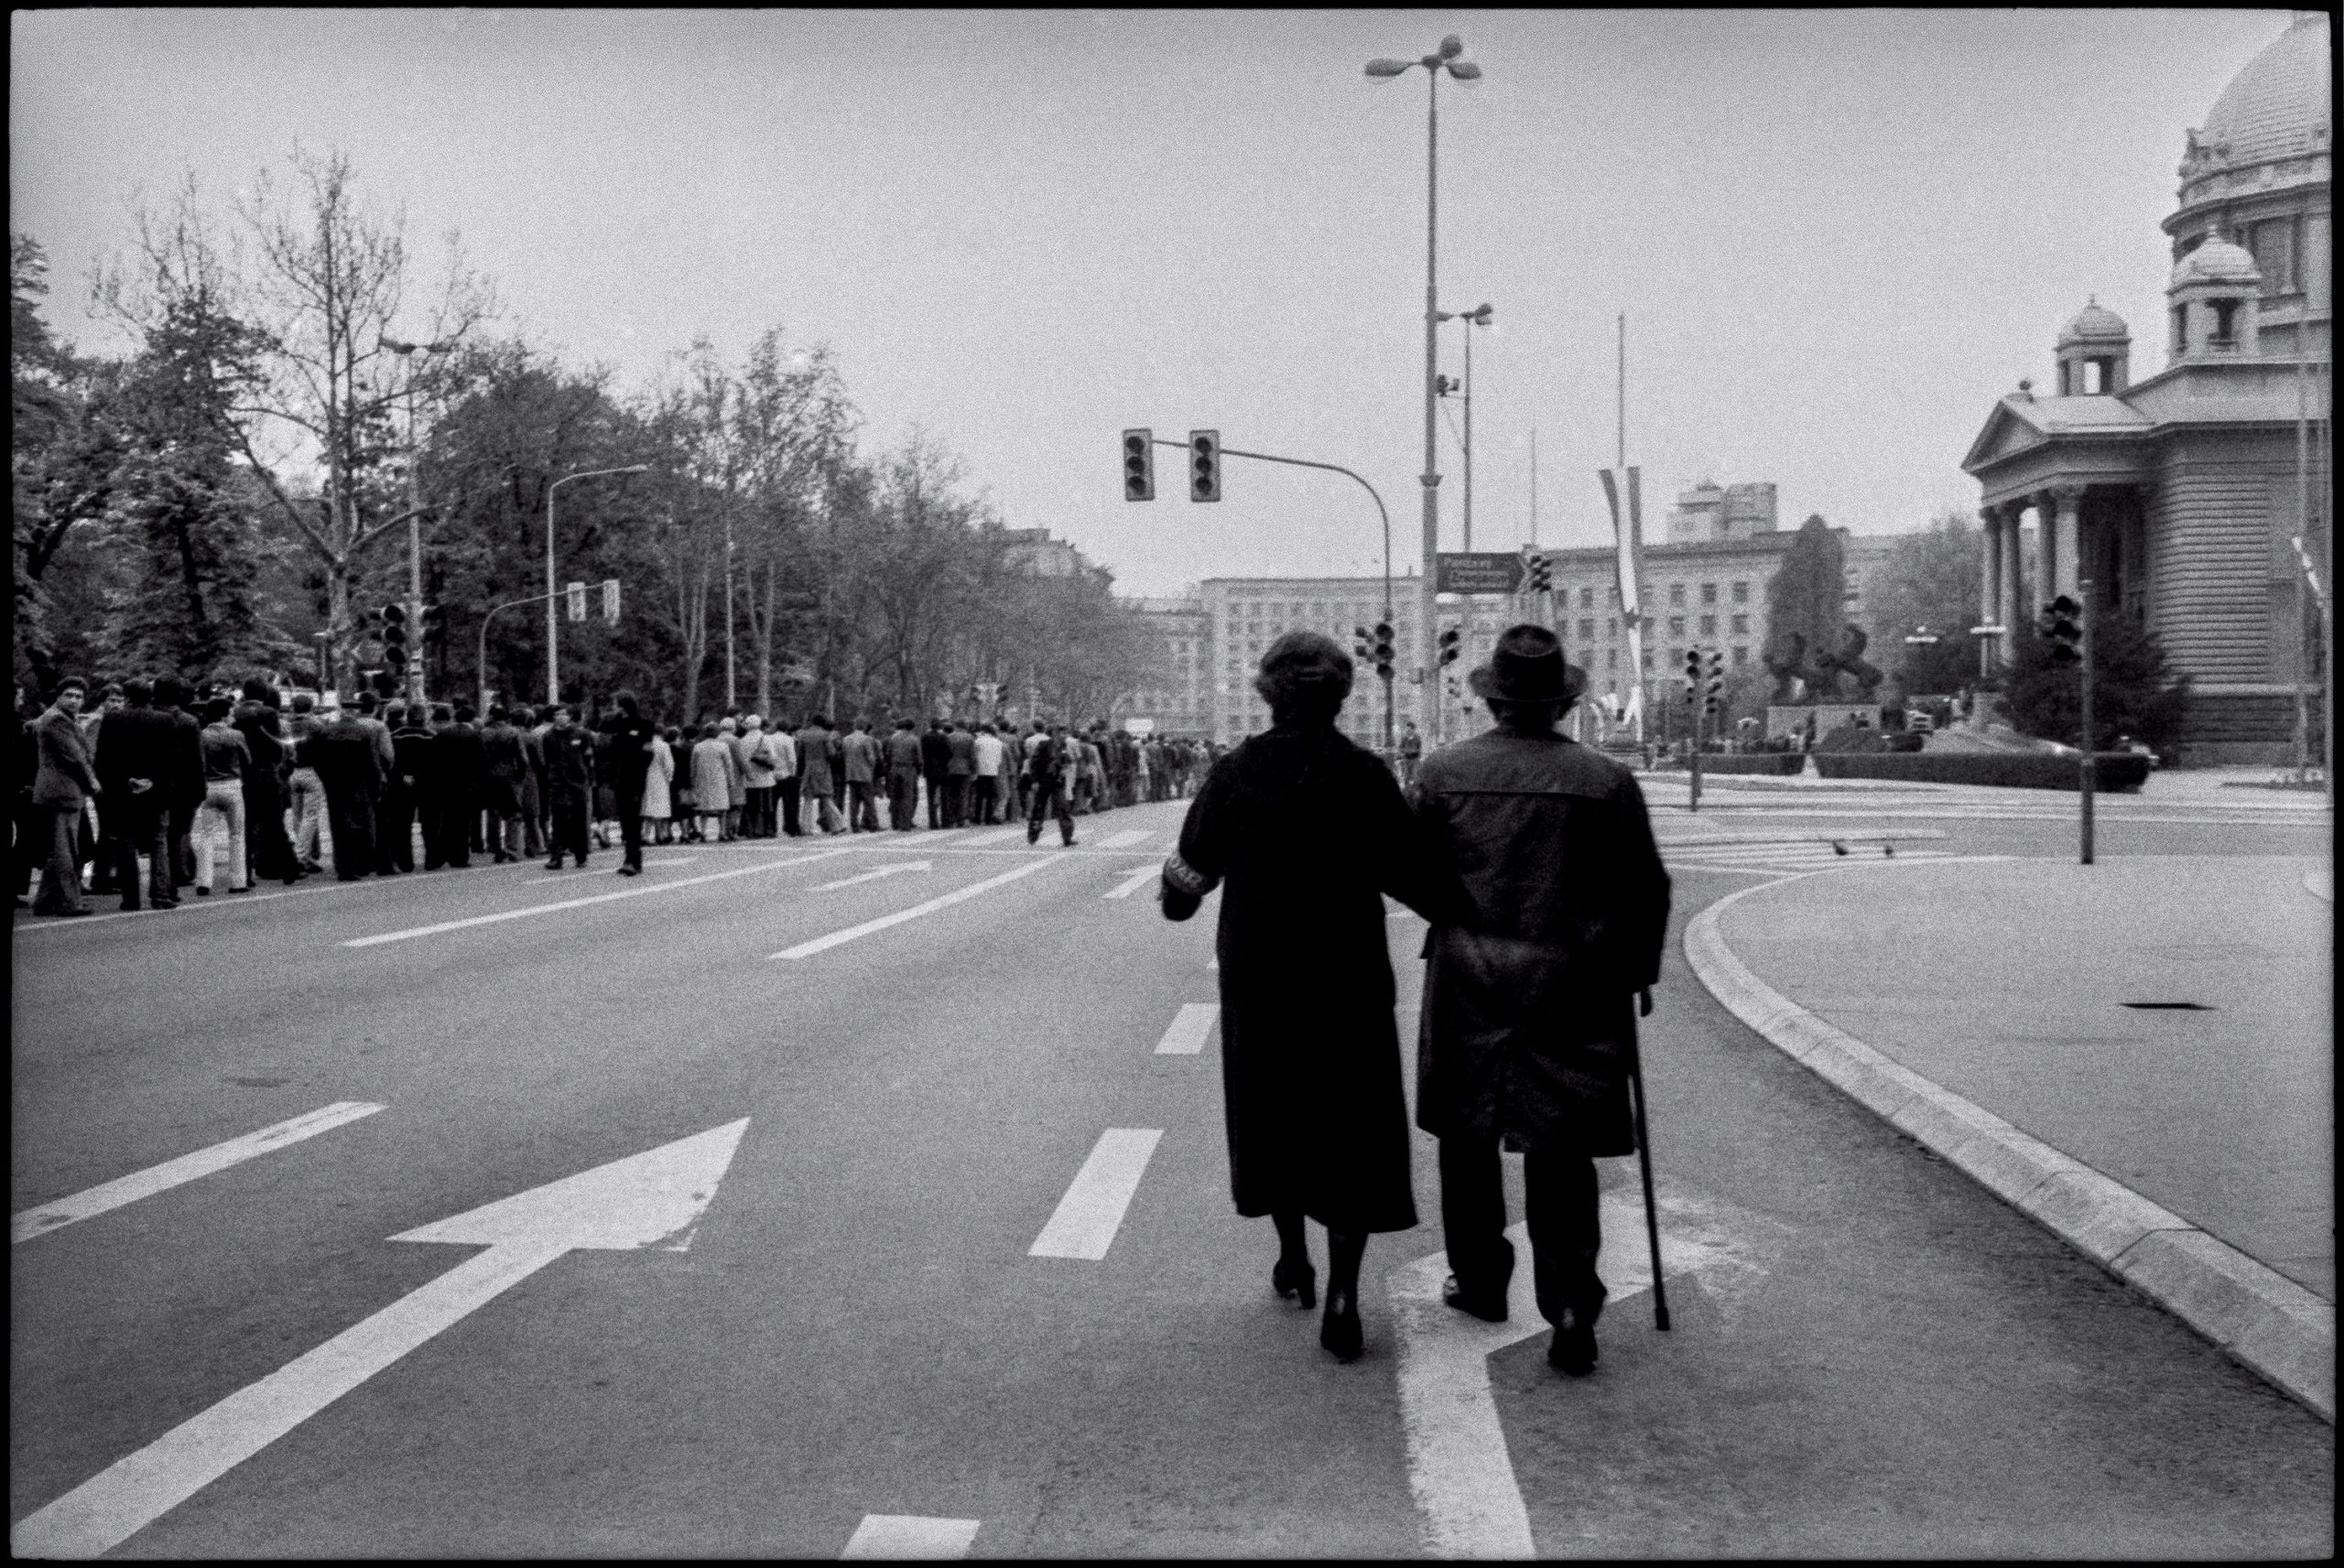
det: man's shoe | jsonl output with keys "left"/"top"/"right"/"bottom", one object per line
{"left": 546, "top": 859, "right": 564, "bottom": 871}
{"left": 194, "top": 886, "right": 211, "bottom": 897}
{"left": 1442, "top": 1274, "right": 1509, "bottom": 1324}
{"left": 1026, "top": 822, "right": 1041, "bottom": 845}
{"left": 617, "top": 864, "right": 640, "bottom": 877}
{"left": 49, "top": 907, "right": 93, "bottom": 918}
{"left": 1547, "top": 1312, "right": 1598, "bottom": 1377}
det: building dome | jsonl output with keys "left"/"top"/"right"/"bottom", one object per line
{"left": 2057, "top": 298, "right": 2130, "bottom": 345}
{"left": 2198, "top": 14, "right": 2331, "bottom": 168}
{"left": 2170, "top": 230, "right": 2261, "bottom": 288}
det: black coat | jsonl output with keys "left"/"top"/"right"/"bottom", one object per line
{"left": 478, "top": 722, "right": 526, "bottom": 814}
{"left": 233, "top": 701, "right": 297, "bottom": 879}
{"left": 434, "top": 721, "right": 487, "bottom": 805}
{"left": 1409, "top": 730, "right": 1670, "bottom": 1157}
{"left": 1166, "top": 722, "right": 1469, "bottom": 1234}
{"left": 918, "top": 728, "right": 952, "bottom": 781}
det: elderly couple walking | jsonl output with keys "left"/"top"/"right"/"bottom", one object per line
{"left": 1160, "top": 623, "right": 1669, "bottom": 1372}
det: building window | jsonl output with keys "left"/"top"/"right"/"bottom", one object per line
{"left": 1579, "top": 586, "right": 1594, "bottom": 609}
{"left": 1731, "top": 613, "right": 1749, "bottom": 634}
{"left": 2209, "top": 299, "right": 2239, "bottom": 346}
{"left": 1731, "top": 645, "right": 1749, "bottom": 667}
{"left": 1607, "top": 617, "right": 1618, "bottom": 639}
{"left": 1700, "top": 582, "right": 1717, "bottom": 605}
{"left": 1699, "top": 614, "right": 1717, "bottom": 636}
{"left": 2249, "top": 216, "right": 2298, "bottom": 296}
{"left": 1669, "top": 583, "right": 1686, "bottom": 607}
{"left": 1606, "top": 648, "right": 1618, "bottom": 669}
{"left": 1668, "top": 615, "right": 1686, "bottom": 636}
{"left": 1732, "top": 580, "right": 1749, "bottom": 604}
{"left": 1608, "top": 584, "right": 1620, "bottom": 604}
{"left": 1640, "top": 648, "right": 1654, "bottom": 669}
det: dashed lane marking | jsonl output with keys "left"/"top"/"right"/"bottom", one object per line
{"left": 841, "top": 1515, "right": 981, "bottom": 1560}
{"left": 12, "top": 1102, "right": 385, "bottom": 1245}
{"left": 1101, "top": 864, "right": 1159, "bottom": 900}
{"left": 954, "top": 827, "right": 1028, "bottom": 847}
{"left": 1154, "top": 1003, "right": 1218, "bottom": 1055}
{"left": 342, "top": 850, "right": 854, "bottom": 947}
{"left": 771, "top": 856, "right": 1067, "bottom": 960}
{"left": 1028, "top": 1129, "right": 1162, "bottom": 1260}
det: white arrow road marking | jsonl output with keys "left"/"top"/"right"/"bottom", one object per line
{"left": 841, "top": 1514, "right": 981, "bottom": 1560}
{"left": 1101, "top": 863, "right": 1159, "bottom": 900}
{"left": 9, "top": 1119, "right": 751, "bottom": 1560}
{"left": 1095, "top": 828, "right": 1154, "bottom": 849}
{"left": 772, "top": 856, "right": 1066, "bottom": 960}
{"left": 1154, "top": 1003, "right": 1219, "bottom": 1055}
{"left": 1028, "top": 1129, "right": 1163, "bottom": 1260}
{"left": 12, "top": 1103, "right": 385, "bottom": 1246}
{"left": 1388, "top": 1188, "right": 1761, "bottom": 1560}
{"left": 812, "top": 860, "right": 932, "bottom": 892}
{"left": 344, "top": 850, "right": 852, "bottom": 946}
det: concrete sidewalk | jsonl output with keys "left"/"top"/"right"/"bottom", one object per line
{"left": 1684, "top": 853, "right": 2334, "bottom": 1420}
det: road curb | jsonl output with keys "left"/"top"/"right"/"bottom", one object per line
{"left": 1682, "top": 878, "right": 2335, "bottom": 1423}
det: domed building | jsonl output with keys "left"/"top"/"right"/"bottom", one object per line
{"left": 1962, "top": 12, "right": 2329, "bottom": 762}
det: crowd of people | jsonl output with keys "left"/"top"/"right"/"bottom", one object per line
{"left": 15, "top": 676, "right": 1215, "bottom": 915}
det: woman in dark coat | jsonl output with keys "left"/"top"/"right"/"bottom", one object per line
{"left": 233, "top": 680, "right": 300, "bottom": 885}
{"left": 1160, "top": 632, "right": 1467, "bottom": 1361}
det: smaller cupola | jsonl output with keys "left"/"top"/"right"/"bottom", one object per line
{"left": 2056, "top": 298, "right": 2132, "bottom": 395}
{"left": 2166, "top": 225, "right": 2263, "bottom": 362}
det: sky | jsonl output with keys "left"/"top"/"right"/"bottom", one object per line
{"left": 9, "top": 7, "right": 2309, "bottom": 597}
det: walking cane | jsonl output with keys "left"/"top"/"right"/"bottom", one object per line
{"left": 1630, "top": 988, "right": 1669, "bottom": 1331}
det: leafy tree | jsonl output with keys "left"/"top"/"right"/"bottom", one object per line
{"left": 1861, "top": 510, "right": 1981, "bottom": 699}
{"left": 1761, "top": 514, "right": 1846, "bottom": 700}
{"left": 2002, "top": 611, "right": 2189, "bottom": 750}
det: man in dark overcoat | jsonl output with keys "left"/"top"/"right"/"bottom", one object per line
{"left": 309, "top": 703, "right": 385, "bottom": 881}
{"left": 601, "top": 692, "right": 659, "bottom": 875}
{"left": 539, "top": 704, "right": 597, "bottom": 870}
{"left": 29, "top": 677, "right": 101, "bottom": 915}
{"left": 432, "top": 703, "right": 487, "bottom": 870}
{"left": 919, "top": 719, "right": 952, "bottom": 829}
{"left": 478, "top": 704, "right": 527, "bottom": 862}
{"left": 152, "top": 676, "right": 206, "bottom": 891}
{"left": 388, "top": 703, "right": 434, "bottom": 871}
{"left": 1410, "top": 623, "right": 1670, "bottom": 1376}
{"left": 95, "top": 678, "right": 179, "bottom": 909}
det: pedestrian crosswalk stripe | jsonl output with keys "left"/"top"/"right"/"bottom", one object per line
{"left": 1096, "top": 828, "right": 1153, "bottom": 849}
{"left": 1154, "top": 1003, "right": 1218, "bottom": 1054}
{"left": 953, "top": 827, "right": 1027, "bottom": 847}
{"left": 772, "top": 855, "right": 1065, "bottom": 960}
{"left": 345, "top": 850, "right": 855, "bottom": 947}
{"left": 841, "top": 1515, "right": 980, "bottom": 1560}
{"left": 1102, "top": 864, "right": 1159, "bottom": 900}
{"left": 1029, "top": 1129, "right": 1162, "bottom": 1260}
{"left": 12, "top": 1102, "right": 385, "bottom": 1245}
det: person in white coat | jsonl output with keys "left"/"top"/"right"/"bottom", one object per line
{"left": 642, "top": 727, "right": 675, "bottom": 844}
{"left": 689, "top": 723, "right": 734, "bottom": 843}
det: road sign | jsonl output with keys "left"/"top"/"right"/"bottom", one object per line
{"left": 1436, "top": 552, "right": 1526, "bottom": 595}
{"left": 1123, "top": 717, "right": 1156, "bottom": 736}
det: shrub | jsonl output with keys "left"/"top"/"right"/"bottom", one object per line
{"left": 1809, "top": 752, "right": 2152, "bottom": 791}
{"left": 2002, "top": 613, "right": 2190, "bottom": 751}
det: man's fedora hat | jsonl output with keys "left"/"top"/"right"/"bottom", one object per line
{"left": 1468, "top": 623, "right": 1587, "bottom": 705}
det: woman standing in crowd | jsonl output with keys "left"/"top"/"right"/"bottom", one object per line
{"left": 689, "top": 722, "right": 732, "bottom": 844}
{"left": 643, "top": 724, "right": 675, "bottom": 846}
{"left": 1158, "top": 632, "right": 1465, "bottom": 1363}
{"left": 233, "top": 679, "right": 300, "bottom": 885}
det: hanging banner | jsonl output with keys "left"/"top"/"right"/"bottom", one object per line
{"left": 1601, "top": 467, "right": 1649, "bottom": 742}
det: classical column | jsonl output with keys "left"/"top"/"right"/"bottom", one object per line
{"left": 1978, "top": 503, "right": 2003, "bottom": 676}
{"left": 2048, "top": 484, "right": 2084, "bottom": 599}
{"left": 2002, "top": 507, "right": 2026, "bottom": 661}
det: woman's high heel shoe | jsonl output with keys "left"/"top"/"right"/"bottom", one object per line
{"left": 1272, "top": 1257, "right": 1317, "bottom": 1309}
{"left": 1320, "top": 1285, "right": 1363, "bottom": 1362}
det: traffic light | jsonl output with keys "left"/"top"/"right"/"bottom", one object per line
{"left": 568, "top": 581, "right": 588, "bottom": 622}
{"left": 1438, "top": 625, "right": 1462, "bottom": 668}
{"left": 1123, "top": 428, "right": 1154, "bottom": 502}
{"left": 381, "top": 602, "right": 409, "bottom": 672}
{"left": 1683, "top": 646, "right": 1700, "bottom": 701}
{"left": 1373, "top": 621, "right": 1395, "bottom": 680}
{"left": 1525, "top": 553, "right": 1553, "bottom": 594}
{"left": 1704, "top": 649, "right": 1725, "bottom": 717}
{"left": 1188, "top": 429, "right": 1221, "bottom": 503}
{"left": 601, "top": 579, "right": 621, "bottom": 624}
{"left": 2038, "top": 595, "right": 2081, "bottom": 665}
{"left": 1352, "top": 624, "right": 1373, "bottom": 664}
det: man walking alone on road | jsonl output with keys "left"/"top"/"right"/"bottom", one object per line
{"left": 1409, "top": 624, "right": 1670, "bottom": 1378}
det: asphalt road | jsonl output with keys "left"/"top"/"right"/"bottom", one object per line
{"left": 12, "top": 784, "right": 2333, "bottom": 1557}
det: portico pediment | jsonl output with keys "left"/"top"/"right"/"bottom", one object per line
{"left": 1961, "top": 401, "right": 2046, "bottom": 472}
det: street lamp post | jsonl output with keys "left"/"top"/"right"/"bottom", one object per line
{"left": 1437, "top": 302, "right": 1494, "bottom": 549}
{"left": 381, "top": 337, "right": 454, "bottom": 705}
{"left": 541, "top": 465, "right": 650, "bottom": 706}
{"left": 1369, "top": 34, "right": 1481, "bottom": 749}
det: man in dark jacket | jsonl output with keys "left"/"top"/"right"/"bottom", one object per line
{"left": 602, "top": 692, "right": 658, "bottom": 874}
{"left": 884, "top": 719, "right": 922, "bottom": 831}
{"left": 29, "top": 678, "right": 101, "bottom": 915}
{"left": 309, "top": 702, "right": 385, "bottom": 880}
{"left": 95, "top": 678, "right": 178, "bottom": 910}
{"left": 1409, "top": 624, "right": 1670, "bottom": 1378}
{"left": 539, "top": 704, "right": 596, "bottom": 870}
{"left": 431, "top": 703, "right": 487, "bottom": 870}
{"left": 233, "top": 681, "right": 300, "bottom": 885}
{"left": 942, "top": 719, "right": 976, "bottom": 827}
{"left": 388, "top": 703, "right": 434, "bottom": 871}
{"left": 152, "top": 676, "right": 206, "bottom": 890}
{"left": 479, "top": 704, "right": 527, "bottom": 862}
{"left": 919, "top": 719, "right": 952, "bottom": 829}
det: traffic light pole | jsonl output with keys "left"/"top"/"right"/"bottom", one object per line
{"left": 478, "top": 588, "right": 564, "bottom": 719}
{"left": 1152, "top": 438, "right": 1396, "bottom": 757}
{"left": 2078, "top": 577, "right": 2095, "bottom": 866}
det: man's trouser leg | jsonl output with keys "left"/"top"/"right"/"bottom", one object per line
{"left": 384, "top": 787, "right": 413, "bottom": 874}
{"left": 324, "top": 787, "right": 372, "bottom": 879}
{"left": 141, "top": 807, "right": 176, "bottom": 903}
{"left": 1522, "top": 1150, "right": 1605, "bottom": 1331}
{"left": 777, "top": 778, "right": 801, "bottom": 836}
{"left": 618, "top": 792, "right": 645, "bottom": 870}
{"left": 34, "top": 804, "right": 86, "bottom": 914}
{"left": 887, "top": 770, "right": 911, "bottom": 829}
{"left": 288, "top": 770, "right": 324, "bottom": 864}
{"left": 440, "top": 797, "right": 472, "bottom": 868}
{"left": 925, "top": 775, "right": 943, "bottom": 828}
{"left": 1437, "top": 1135, "right": 1519, "bottom": 1303}
{"left": 168, "top": 801, "right": 197, "bottom": 887}
{"left": 1053, "top": 785, "right": 1075, "bottom": 844}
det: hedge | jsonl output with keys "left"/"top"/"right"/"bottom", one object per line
{"left": 1657, "top": 752, "right": 1806, "bottom": 775}
{"left": 1809, "top": 752, "right": 2152, "bottom": 791}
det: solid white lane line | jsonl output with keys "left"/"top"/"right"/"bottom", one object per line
{"left": 811, "top": 861, "right": 933, "bottom": 892}
{"left": 343, "top": 850, "right": 853, "bottom": 947}
{"left": 12, "top": 1102, "right": 385, "bottom": 1246}
{"left": 954, "top": 827, "right": 1027, "bottom": 847}
{"left": 1028, "top": 1129, "right": 1163, "bottom": 1260}
{"left": 10, "top": 1240, "right": 566, "bottom": 1559}
{"left": 771, "top": 856, "right": 1065, "bottom": 960}
{"left": 841, "top": 1515, "right": 981, "bottom": 1560}
{"left": 640, "top": 857, "right": 698, "bottom": 867}
{"left": 1101, "top": 865, "right": 1159, "bottom": 900}
{"left": 1096, "top": 828, "right": 1153, "bottom": 849}
{"left": 1154, "top": 1003, "right": 1219, "bottom": 1055}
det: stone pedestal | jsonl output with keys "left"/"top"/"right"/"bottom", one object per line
{"left": 1766, "top": 703, "right": 1887, "bottom": 741}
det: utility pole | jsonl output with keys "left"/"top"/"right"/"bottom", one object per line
{"left": 2078, "top": 577, "right": 2095, "bottom": 865}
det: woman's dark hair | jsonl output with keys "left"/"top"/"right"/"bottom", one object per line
{"left": 1252, "top": 632, "right": 1353, "bottom": 727}
{"left": 202, "top": 696, "right": 233, "bottom": 723}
